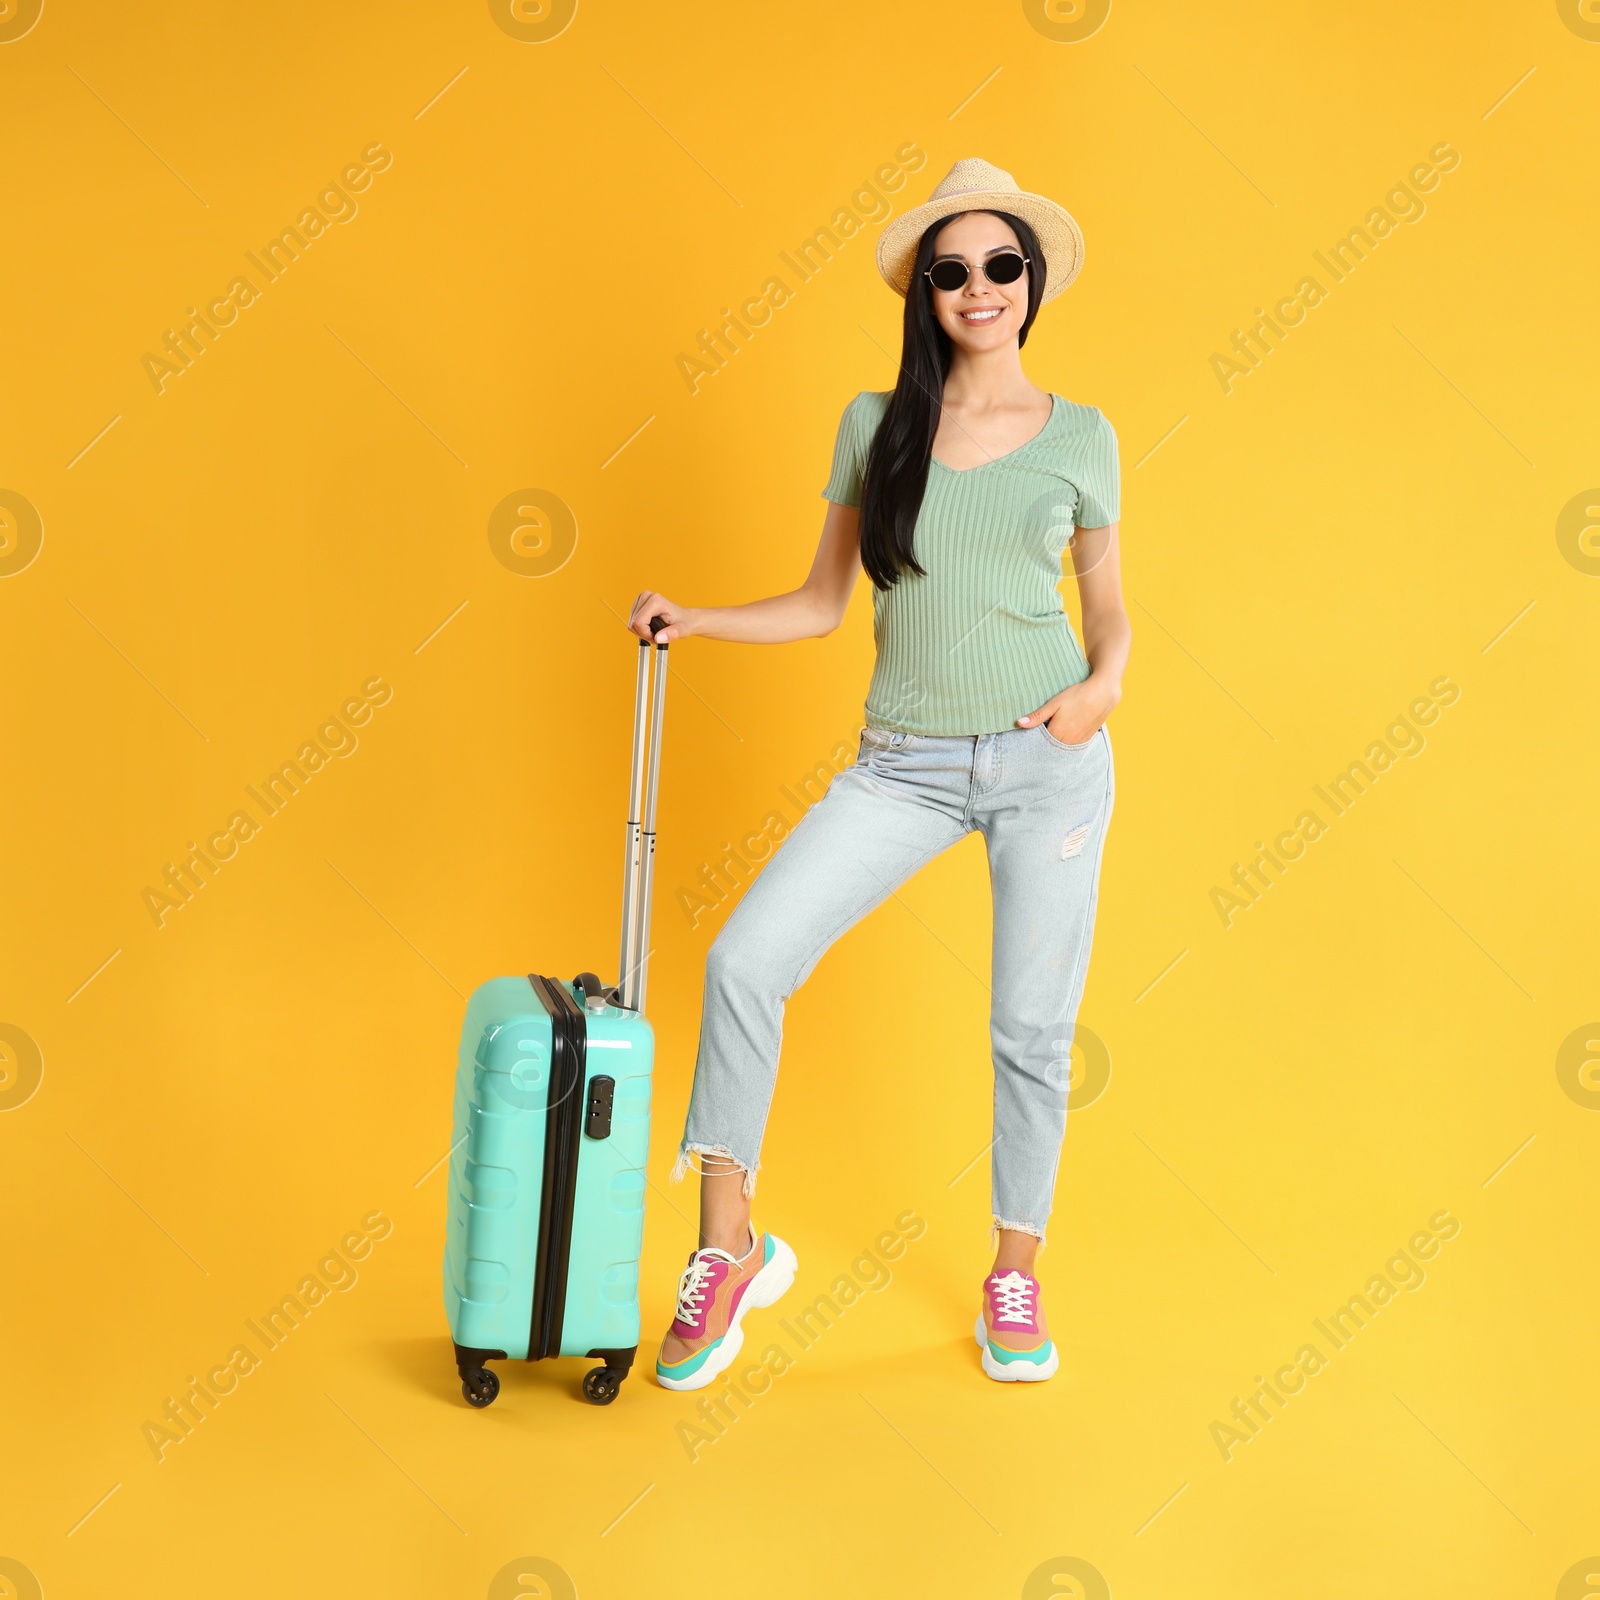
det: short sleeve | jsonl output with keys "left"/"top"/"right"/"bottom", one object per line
{"left": 1073, "top": 409, "right": 1120, "bottom": 527}
{"left": 821, "top": 392, "right": 875, "bottom": 507}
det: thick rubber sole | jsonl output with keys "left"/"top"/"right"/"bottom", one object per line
{"left": 974, "top": 1312, "right": 1059, "bottom": 1383}
{"left": 655, "top": 1236, "right": 799, "bottom": 1392}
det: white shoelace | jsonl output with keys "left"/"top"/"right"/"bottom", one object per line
{"left": 673, "top": 1231, "right": 755, "bottom": 1329}
{"left": 673, "top": 1250, "right": 734, "bottom": 1329}
{"left": 990, "top": 1270, "right": 1037, "bottom": 1326}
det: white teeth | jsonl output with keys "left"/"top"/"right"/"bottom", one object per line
{"left": 961, "top": 308, "right": 1001, "bottom": 322}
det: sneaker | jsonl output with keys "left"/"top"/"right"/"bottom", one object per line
{"left": 655, "top": 1227, "right": 798, "bottom": 1392}
{"left": 974, "top": 1268, "right": 1058, "bottom": 1382}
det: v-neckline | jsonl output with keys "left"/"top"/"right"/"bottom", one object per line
{"left": 930, "top": 393, "right": 1058, "bottom": 475}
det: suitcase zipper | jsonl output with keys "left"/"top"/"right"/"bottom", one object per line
{"left": 526, "top": 974, "right": 586, "bottom": 1360}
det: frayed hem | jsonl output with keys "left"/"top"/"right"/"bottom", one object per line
{"left": 991, "top": 1217, "right": 1047, "bottom": 1250}
{"left": 671, "top": 1142, "right": 759, "bottom": 1199}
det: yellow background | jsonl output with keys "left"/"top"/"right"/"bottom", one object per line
{"left": 2, "top": 1, "right": 1596, "bottom": 1595}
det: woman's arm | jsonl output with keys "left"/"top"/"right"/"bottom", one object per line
{"left": 1015, "top": 520, "right": 1131, "bottom": 742}
{"left": 629, "top": 501, "right": 861, "bottom": 644}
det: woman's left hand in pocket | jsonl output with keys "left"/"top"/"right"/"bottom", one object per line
{"left": 1016, "top": 678, "right": 1119, "bottom": 745}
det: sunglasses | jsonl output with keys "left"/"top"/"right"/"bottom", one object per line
{"left": 924, "top": 251, "right": 1030, "bottom": 292}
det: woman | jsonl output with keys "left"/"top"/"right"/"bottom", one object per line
{"left": 631, "top": 158, "right": 1129, "bottom": 1389}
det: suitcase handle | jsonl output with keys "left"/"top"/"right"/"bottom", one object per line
{"left": 616, "top": 617, "right": 669, "bottom": 1012}
{"left": 574, "top": 971, "right": 610, "bottom": 1012}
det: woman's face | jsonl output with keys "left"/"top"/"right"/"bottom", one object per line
{"left": 927, "top": 212, "right": 1030, "bottom": 352}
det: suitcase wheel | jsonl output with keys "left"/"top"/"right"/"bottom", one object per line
{"left": 582, "top": 1366, "right": 624, "bottom": 1406}
{"left": 461, "top": 1367, "right": 500, "bottom": 1409}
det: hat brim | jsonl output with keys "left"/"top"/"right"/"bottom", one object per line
{"left": 876, "top": 190, "right": 1085, "bottom": 305}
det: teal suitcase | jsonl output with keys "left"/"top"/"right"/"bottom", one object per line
{"left": 443, "top": 624, "right": 670, "bottom": 1407}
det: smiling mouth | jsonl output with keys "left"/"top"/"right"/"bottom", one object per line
{"left": 958, "top": 307, "right": 1003, "bottom": 323}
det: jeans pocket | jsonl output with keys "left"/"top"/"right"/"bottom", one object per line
{"left": 858, "top": 727, "right": 914, "bottom": 769}
{"left": 1039, "top": 723, "right": 1099, "bottom": 753}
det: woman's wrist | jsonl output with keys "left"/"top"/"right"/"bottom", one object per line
{"left": 655, "top": 605, "right": 703, "bottom": 640}
{"left": 1084, "top": 672, "right": 1122, "bottom": 715}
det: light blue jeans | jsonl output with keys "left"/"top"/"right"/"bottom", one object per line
{"left": 672, "top": 721, "right": 1115, "bottom": 1240}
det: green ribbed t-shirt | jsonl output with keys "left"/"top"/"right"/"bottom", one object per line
{"left": 822, "top": 390, "right": 1120, "bottom": 736}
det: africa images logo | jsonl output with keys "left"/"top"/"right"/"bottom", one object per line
{"left": 0, "top": 489, "right": 43, "bottom": 577}
{"left": 674, "top": 142, "right": 927, "bottom": 395}
{"left": 141, "top": 676, "right": 393, "bottom": 926}
{"left": 140, "top": 143, "right": 393, "bottom": 394}
{"left": 1208, "top": 1209, "right": 1460, "bottom": 1460}
{"left": 1209, "top": 675, "right": 1460, "bottom": 927}
{"left": 1209, "top": 141, "right": 1461, "bottom": 393}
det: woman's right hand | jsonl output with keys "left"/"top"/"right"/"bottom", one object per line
{"left": 628, "top": 592, "right": 696, "bottom": 643}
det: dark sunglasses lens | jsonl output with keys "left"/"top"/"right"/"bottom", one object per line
{"left": 928, "top": 260, "right": 969, "bottom": 291}
{"left": 985, "top": 252, "right": 1026, "bottom": 284}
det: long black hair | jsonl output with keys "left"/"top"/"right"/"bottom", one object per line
{"left": 859, "top": 209, "right": 1047, "bottom": 589}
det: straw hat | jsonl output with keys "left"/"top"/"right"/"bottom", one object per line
{"left": 875, "top": 157, "right": 1085, "bottom": 306}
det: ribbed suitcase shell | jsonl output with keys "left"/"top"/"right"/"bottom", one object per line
{"left": 443, "top": 975, "right": 653, "bottom": 1361}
